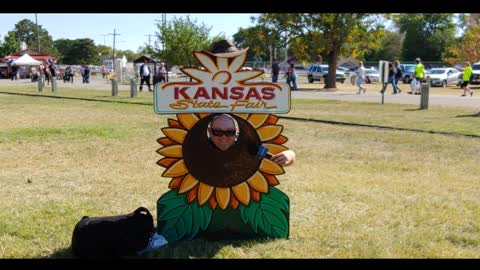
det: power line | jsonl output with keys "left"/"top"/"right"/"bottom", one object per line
{"left": 101, "top": 34, "right": 109, "bottom": 46}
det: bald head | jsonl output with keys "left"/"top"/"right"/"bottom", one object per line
{"left": 208, "top": 114, "right": 239, "bottom": 151}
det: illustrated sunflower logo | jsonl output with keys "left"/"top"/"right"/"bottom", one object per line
{"left": 157, "top": 113, "right": 289, "bottom": 210}
{"left": 161, "top": 50, "right": 283, "bottom": 89}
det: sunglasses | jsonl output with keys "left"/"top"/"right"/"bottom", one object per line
{"left": 211, "top": 129, "right": 236, "bottom": 137}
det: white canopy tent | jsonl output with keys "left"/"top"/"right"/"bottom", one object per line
{"left": 12, "top": 53, "right": 42, "bottom": 66}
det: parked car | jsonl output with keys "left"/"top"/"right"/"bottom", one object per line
{"left": 307, "top": 64, "right": 346, "bottom": 83}
{"left": 294, "top": 65, "right": 309, "bottom": 76}
{"left": 427, "top": 68, "right": 460, "bottom": 87}
{"left": 364, "top": 68, "right": 380, "bottom": 83}
{"left": 457, "top": 73, "right": 480, "bottom": 86}
{"left": 400, "top": 64, "right": 416, "bottom": 83}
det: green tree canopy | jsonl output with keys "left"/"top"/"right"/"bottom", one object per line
{"left": 13, "top": 19, "right": 58, "bottom": 57}
{"left": 364, "top": 31, "right": 403, "bottom": 62}
{"left": 233, "top": 25, "right": 283, "bottom": 62}
{"left": 0, "top": 31, "right": 20, "bottom": 57}
{"left": 54, "top": 38, "right": 100, "bottom": 65}
{"left": 394, "top": 13, "right": 457, "bottom": 61}
{"left": 153, "top": 16, "right": 225, "bottom": 67}
{"left": 258, "top": 13, "right": 385, "bottom": 88}
{"left": 443, "top": 14, "right": 480, "bottom": 64}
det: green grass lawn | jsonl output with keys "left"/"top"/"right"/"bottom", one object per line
{"left": 0, "top": 90, "right": 479, "bottom": 258}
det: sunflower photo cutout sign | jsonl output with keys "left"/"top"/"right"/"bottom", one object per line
{"left": 154, "top": 47, "right": 291, "bottom": 242}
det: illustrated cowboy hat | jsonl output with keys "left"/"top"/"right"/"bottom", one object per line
{"left": 205, "top": 39, "right": 249, "bottom": 58}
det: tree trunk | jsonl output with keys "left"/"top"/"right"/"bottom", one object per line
{"left": 324, "top": 50, "right": 337, "bottom": 89}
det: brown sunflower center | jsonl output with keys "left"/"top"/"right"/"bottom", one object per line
{"left": 182, "top": 114, "right": 262, "bottom": 188}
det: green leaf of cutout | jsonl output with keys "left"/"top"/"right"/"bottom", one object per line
{"left": 266, "top": 187, "right": 289, "bottom": 213}
{"left": 157, "top": 191, "right": 212, "bottom": 242}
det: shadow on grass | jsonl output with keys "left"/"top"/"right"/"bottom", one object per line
{"left": 44, "top": 247, "right": 75, "bottom": 258}
{"left": 455, "top": 112, "right": 480, "bottom": 118}
{"left": 145, "top": 237, "right": 275, "bottom": 259}
{"left": 404, "top": 108, "right": 424, "bottom": 111}
{"left": 43, "top": 237, "right": 274, "bottom": 259}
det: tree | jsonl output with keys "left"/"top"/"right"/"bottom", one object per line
{"left": 233, "top": 25, "right": 283, "bottom": 62}
{"left": 13, "top": 19, "right": 59, "bottom": 57}
{"left": 71, "top": 39, "right": 101, "bottom": 65}
{"left": 0, "top": 31, "right": 20, "bottom": 57}
{"left": 54, "top": 38, "right": 100, "bottom": 65}
{"left": 121, "top": 50, "right": 140, "bottom": 62}
{"left": 443, "top": 14, "right": 480, "bottom": 64}
{"left": 137, "top": 44, "right": 155, "bottom": 57}
{"left": 364, "top": 31, "right": 403, "bottom": 61}
{"left": 153, "top": 16, "right": 225, "bottom": 67}
{"left": 97, "top": 45, "right": 113, "bottom": 58}
{"left": 54, "top": 39, "right": 75, "bottom": 64}
{"left": 258, "top": 13, "right": 385, "bottom": 88}
{"left": 394, "top": 13, "right": 457, "bottom": 61}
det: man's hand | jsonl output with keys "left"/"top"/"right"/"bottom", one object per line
{"left": 270, "top": 150, "right": 296, "bottom": 166}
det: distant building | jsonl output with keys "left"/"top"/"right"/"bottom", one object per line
{"left": 1, "top": 49, "right": 57, "bottom": 66}
{"left": 102, "top": 55, "right": 127, "bottom": 72}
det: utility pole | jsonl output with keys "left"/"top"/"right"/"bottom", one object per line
{"left": 155, "top": 14, "right": 168, "bottom": 82}
{"left": 154, "top": 14, "right": 167, "bottom": 51}
{"left": 102, "top": 34, "right": 108, "bottom": 46}
{"left": 107, "top": 29, "right": 120, "bottom": 73}
{"left": 145, "top": 34, "right": 154, "bottom": 47}
{"left": 35, "top": 13, "right": 40, "bottom": 52}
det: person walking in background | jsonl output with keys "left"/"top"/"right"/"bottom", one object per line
{"left": 461, "top": 62, "right": 474, "bottom": 97}
{"left": 48, "top": 64, "right": 57, "bottom": 83}
{"left": 414, "top": 57, "right": 425, "bottom": 94}
{"left": 11, "top": 65, "right": 18, "bottom": 80}
{"left": 83, "top": 66, "right": 90, "bottom": 84}
{"left": 286, "top": 63, "right": 297, "bottom": 91}
{"left": 139, "top": 59, "right": 152, "bottom": 91}
{"left": 157, "top": 62, "right": 167, "bottom": 83}
{"left": 271, "top": 58, "right": 279, "bottom": 83}
{"left": 380, "top": 62, "right": 399, "bottom": 94}
{"left": 80, "top": 65, "right": 86, "bottom": 83}
{"left": 394, "top": 60, "right": 403, "bottom": 93}
{"left": 44, "top": 65, "right": 51, "bottom": 85}
{"left": 355, "top": 61, "right": 366, "bottom": 94}
{"left": 101, "top": 66, "right": 107, "bottom": 79}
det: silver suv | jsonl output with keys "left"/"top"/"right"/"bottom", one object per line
{"left": 307, "top": 64, "right": 346, "bottom": 83}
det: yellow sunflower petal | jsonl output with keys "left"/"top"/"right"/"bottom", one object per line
{"left": 234, "top": 113, "right": 249, "bottom": 120}
{"left": 198, "top": 113, "right": 212, "bottom": 119}
{"left": 162, "top": 128, "right": 188, "bottom": 144}
{"left": 198, "top": 182, "right": 214, "bottom": 206}
{"left": 263, "top": 143, "right": 288, "bottom": 155}
{"left": 177, "top": 114, "right": 199, "bottom": 130}
{"left": 246, "top": 171, "right": 269, "bottom": 193}
{"left": 257, "top": 125, "right": 283, "bottom": 142}
{"left": 259, "top": 158, "right": 285, "bottom": 175}
{"left": 157, "top": 145, "right": 183, "bottom": 158}
{"left": 162, "top": 159, "right": 188, "bottom": 177}
{"left": 247, "top": 114, "right": 269, "bottom": 128}
{"left": 232, "top": 182, "right": 250, "bottom": 205}
{"left": 178, "top": 174, "right": 199, "bottom": 194}
{"left": 215, "top": 187, "right": 230, "bottom": 210}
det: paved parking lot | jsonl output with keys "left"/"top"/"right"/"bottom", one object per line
{"left": 1, "top": 75, "right": 478, "bottom": 108}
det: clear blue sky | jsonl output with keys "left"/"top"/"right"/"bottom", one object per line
{"left": 0, "top": 13, "right": 259, "bottom": 52}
